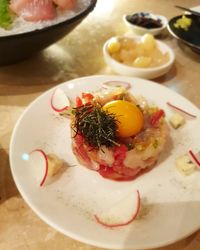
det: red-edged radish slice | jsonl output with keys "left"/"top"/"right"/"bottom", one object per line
{"left": 188, "top": 150, "right": 200, "bottom": 168}
{"left": 102, "top": 81, "right": 131, "bottom": 90}
{"left": 95, "top": 190, "right": 140, "bottom": 228}
{"left": 29, "top": 149, "right": 48, "bottom": 187}
{"left": 50, "top": 88, "right": 70, "bottom": 112}
{"left": 166, "top": 102, "right": 197, "bottom": 118}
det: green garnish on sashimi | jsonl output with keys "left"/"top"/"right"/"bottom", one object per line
{"left": 0, "top": 0, "right": 12, "bottom": 29}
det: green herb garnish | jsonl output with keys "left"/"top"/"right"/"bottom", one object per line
{"left": 126, "top": 143, "right": 133, "bottom": 151}
{"left": 0, "top": 0, "right": 12, "bottom": 29}
{"left": 72, "top": 103, "right": 119, "bottom": 149}
{"left": 174, "top": 15, "right": 192, "bottom": 31}
{"left": 135, "top": 143, "right": 144, "bottom": 151}
{"left": 152, "top": 139, "right": 159, "bottom": 149}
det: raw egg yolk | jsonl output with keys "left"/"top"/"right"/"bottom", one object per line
{"left": 103, "top": 100, "right": 144, "bottom": 138}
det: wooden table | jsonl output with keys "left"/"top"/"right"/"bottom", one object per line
{"left": 1, "top": 0, "right": 200, "bottom": 249}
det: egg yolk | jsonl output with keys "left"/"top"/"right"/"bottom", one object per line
{"left": 103, "top": 100, "right": 144, "bottom": 138}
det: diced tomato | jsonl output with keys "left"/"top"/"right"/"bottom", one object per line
{"left": 98, "top": 165, "right": 136, "bottom": 181}
{"left": 82, "top": 92, "right": 94, "bottom": 100}
{"left": 74, "top": 133, "right": 84, "bottom": 144}
{"left": 76, "top": 96, "right": 83, "bottom": 107}
{"left": 75, "top": 93, "right": 93, "bottom": 107}
{"left": 81, "top": 92, "right": 94, "bottom": 104}
{"left": 150, "top": 109, "right": 165, "bottom": 127}
{"left": 113, "top": 144, "right": 127, "bottom": 158}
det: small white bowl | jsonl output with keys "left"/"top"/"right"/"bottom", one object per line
{"left": 103, "top": 35, "right": 175, "bottom": 79}
{"left": 123, "top": 13, "right": 168, "bottom": 36}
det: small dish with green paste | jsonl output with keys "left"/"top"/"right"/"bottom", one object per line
{"left": 168, "top": 14, "right": 200, "bottom": 53}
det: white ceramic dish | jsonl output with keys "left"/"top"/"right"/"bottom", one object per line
{"left": 10, "top": 75, "right": 200, "bottom": 250}
{"left": 103, "top": 36, "right": 175, "bottom": 79}
{"left": 123, "top": 13, "right": 168, "bottom": 36}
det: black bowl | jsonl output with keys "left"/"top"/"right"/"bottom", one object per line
{"left": 0, "top": 0, "right": 97, "bottom": 66}
{"left": 168, "top": 14, "right": 200, "bottom": 53}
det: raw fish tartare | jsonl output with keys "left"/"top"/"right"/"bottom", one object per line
{"left": 70, "top": 83, "right": 169, "bottom": 181}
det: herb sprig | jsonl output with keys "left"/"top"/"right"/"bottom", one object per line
{"left": 0, "top": 0, "right": 12, "bottom": 29}
{"left": 72, "top": 103, "right": 119, "bottom": 149}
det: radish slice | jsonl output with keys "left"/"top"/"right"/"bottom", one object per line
{"left": 29, "top": 149, "right": 49, "bottom": 187}
{"left": 95, "top": 190, "right": 140, "bottom": 228}
{"left": 188, "top": 150, "right": 200, "bottom": 168}
{"left": 166, "top": 102, "right": 197, "bottom": 118}
{"left": 102, "top": 81, "right": 131, "bottom": 90}
{"left": 50, "top": 88, "right": 70, "bottom": 112}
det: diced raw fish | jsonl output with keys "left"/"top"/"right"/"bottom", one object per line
{"left": 10, "top": 0, "right": 56, "bottom": 22}
{"left": 53, "top": 0, "right": 76, "bottom": 10}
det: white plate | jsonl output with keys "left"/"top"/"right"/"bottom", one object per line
{"left": 10, "top": 75, "right": 200, "bottom": 250}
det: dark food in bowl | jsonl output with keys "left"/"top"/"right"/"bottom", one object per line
{"left": 126, "top": 12, "right": 162, "bottom": 29}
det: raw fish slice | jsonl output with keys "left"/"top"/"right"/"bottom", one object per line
{"left": 9, "top": 0, "right": 26, "bottom": 13}
{"left": 10, "top": 0, "right": 56, "bottom": 22}
{"left": 53, "top": 0, "right": 76, "bottom": 10}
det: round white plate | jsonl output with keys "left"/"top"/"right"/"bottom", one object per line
{"left": 10, "top": 75, "right": 200, "bottom": 250}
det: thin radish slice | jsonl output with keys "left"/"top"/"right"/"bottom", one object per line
{"left": 102, "top": 81, "right": 131, "bottom": 90}
{"left": 166, "top": 102, "right": 197, "bottom": 118}
{"left": 95, "top": 190, "right": 140, "bottom": 228}
{"left": 50, "top": 88, "right": 70, "bottom": 112}
{"left": 188, "top": 150, "right": 200, "bottom": 168}
{"left": 29, "top": 149, "right": 49, "bottom": 187}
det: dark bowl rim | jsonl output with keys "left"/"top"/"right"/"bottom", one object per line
{"left": 0, "top": 0, "right": 97, "bottom": 41}
{"left": 167, "top": 14, "right": 200, "bottom": 51}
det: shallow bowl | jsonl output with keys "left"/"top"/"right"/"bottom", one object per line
{"left": 103, "top": 35, "right": 175, "bottom": 79}
{"left": 167, "top": 14, "right": 200, "bottom": 53}
{"left": 123, "top": 13, "right": 168, "bottom": 36}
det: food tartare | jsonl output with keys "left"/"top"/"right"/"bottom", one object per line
{"left": 70, "top": 82, "right": 169, "bottom": 181}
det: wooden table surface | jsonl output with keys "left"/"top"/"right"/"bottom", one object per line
{"left": 1, "top": 0, "right": 200, "bottom": 249}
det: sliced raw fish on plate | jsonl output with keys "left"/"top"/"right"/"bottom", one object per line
{"left": 10, "top": 0, "right": 56, "bottom": 21}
